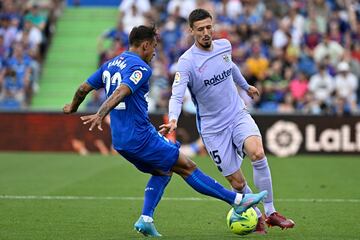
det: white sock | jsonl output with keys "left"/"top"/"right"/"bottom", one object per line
{"left": 141, "top": 215, "right": 154, "bottom": 222}
{"left": 234, "top": 193, "right": 243, "bottom": 205}
{"left": 234, "top": 185, "right": 263, "bottom": 218}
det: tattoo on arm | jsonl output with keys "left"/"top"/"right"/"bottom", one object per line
{"left": 71, "top": 84, "right": 91, "bottom": 111}
{"left": 97, "top": 87, "right": 128, "bottom": 118}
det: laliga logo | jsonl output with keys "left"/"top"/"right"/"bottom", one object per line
{"left": 266, "top": 121, "right": 302, "bottom": 157}
{"left": 266, "top": 121, "right": 360, "bottom": 156}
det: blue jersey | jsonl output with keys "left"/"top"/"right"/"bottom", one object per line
{"left": 86, "top": 51, "right": 153, "bottom": 151}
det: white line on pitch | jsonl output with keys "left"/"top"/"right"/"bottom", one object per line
{"left": 0, "top": 195, "right": 359, "bottom": 203}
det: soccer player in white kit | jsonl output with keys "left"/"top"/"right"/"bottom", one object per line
{"left": 160, "top": 9, "right": 295, "bottom": 233}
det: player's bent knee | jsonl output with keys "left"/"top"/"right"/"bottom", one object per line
{"left": 227, "top": 177, "right": 246, "bottom": 191}
{"left": 230, "top": 180, "right": 246, "bottom": 192}
{"left": 249, "top": 149, "right": 265, "bottom": 161}
{"left": 172, "top": 153, "right": 197, "bottom": 177}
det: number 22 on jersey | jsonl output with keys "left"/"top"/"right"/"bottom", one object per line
{"left": 102, "top": 70, "right": 126, "bottom": 110}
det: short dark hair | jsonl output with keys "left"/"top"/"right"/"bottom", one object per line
{"left": 188, "top": 8, "right": 212, "bottom": 28}
{"left": 129, "top": 25, "right": 157, "bottom": 47}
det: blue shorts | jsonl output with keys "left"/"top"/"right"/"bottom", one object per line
{"left": 117, "top": 129, "right": 180, "bottom": 174}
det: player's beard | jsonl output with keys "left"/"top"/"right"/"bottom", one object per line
{"left": 199, "top": 36, "right": 212, "bottom": 49}
{"left": 200, "top": 42, "right": 211, "bottom": 49}
{"left": 198, "top": 39, "right": 212, "bottom": 49}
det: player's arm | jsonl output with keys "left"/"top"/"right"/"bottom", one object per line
{"left": 81, "top": 84, "right": 131, "bottom": 131}
{"left": 64, "top": 67, "right": 103, "bottom": 114}
{"left": 63, "top": 82, "right": 94, "bottom": 114}
{"left": 231, "top": 62, "right": 259, "bottom": 99}
{"left": 159, "top": 60, "right": 190, "bottom": 135}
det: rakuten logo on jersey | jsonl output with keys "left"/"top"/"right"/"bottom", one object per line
{"left": 204, "top": 68, "right": 232, "bottom": 86}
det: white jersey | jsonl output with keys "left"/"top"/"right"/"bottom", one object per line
{"left": 169, "top": 39, "right": 249, "bottom": 135}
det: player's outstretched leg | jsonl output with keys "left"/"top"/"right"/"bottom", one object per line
{"left": 232, "top": 190, "right": 268, "bottom": 214}
{"left": 172, "top": 153, "right": 267, "bottom": 214}
{"left": 134, "top": 175, "right": 171, "bottom": 237}
{"left": 134, "top": 216, "right": 162, "bottom": 237}
{"left": 184, "top": 168, "right": 267, "bottom": 214}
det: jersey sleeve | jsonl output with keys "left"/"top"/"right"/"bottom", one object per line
{"left": 232, "top": 62, "right": 250, "bottom": 91}
{"left": 121, "top": 65, "right": 151, "bottom": 93}
{"left": 86, "top": 67, "right": 103, "bottom": 90}
{"left": 168, "top": 58, "right": 191, "bottom": 122}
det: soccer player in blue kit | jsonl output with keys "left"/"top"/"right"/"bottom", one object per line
{"left": 63, "top": 25, "right": 267, "bottom": 237}
{"left": 160, "top": 9, "right": 295, "bottom": 234}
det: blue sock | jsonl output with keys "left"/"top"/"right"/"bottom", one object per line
{"left": 185, "top": 168, "right": 236, "bottom": 204}
{"left": 142, "top": 175, "right": 171, "bottom": 218}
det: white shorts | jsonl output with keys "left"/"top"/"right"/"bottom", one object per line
{"left": 201, "top": 111, "right": 261, "bottom": 176}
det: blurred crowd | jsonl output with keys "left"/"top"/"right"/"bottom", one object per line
{"left": 0, "top": 0, "right": 64, "bottom": 109}
{"left": 95, "top": 0, "right": 360, "bottom": 115}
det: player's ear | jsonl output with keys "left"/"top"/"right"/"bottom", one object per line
{"left": 141, "top": 41, "right": 149, "bottom": 52}
{"left": 188, "top": 27, "right": 193, "bottom": 35}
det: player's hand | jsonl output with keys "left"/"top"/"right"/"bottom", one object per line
{"left": 247, "top": 86, "right": 260, "bottom": 99}
{"left": 80, "top": 114, "right": 104, "bottom": 131}
{"left": 63, "top": 103, "right": 76, "bottom": 114}
{"left": 159, "top": 119, "right": 177, "bottom": 135}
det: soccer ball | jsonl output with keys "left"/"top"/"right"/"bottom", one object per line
{"left": 226, "top": 208, "right": 258, "bottom": 235}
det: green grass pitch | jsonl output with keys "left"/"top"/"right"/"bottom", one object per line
{"left": 0, "top": 153, "right": 359, "bottom": 239}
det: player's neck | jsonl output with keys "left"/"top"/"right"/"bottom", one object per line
{"left": 128, "top": 47, "right": 145, "bottom": 61}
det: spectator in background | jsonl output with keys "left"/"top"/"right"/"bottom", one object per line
{"left": 0, "top": 66, "right": 25, "bottom": 109}
{"left": 278, "top": 92, "right": 295, "bottom": 113}
{"left": 236, "top": 2, "right": 262, "bottom": 31}
{"left": 272, "top": 18, "right": 291, "bottom": 49}
{"left": 262, "top": 59, "right": 288, "bottom": 106}
{"left": 332, "top": 97, "right": 351, "bottom": 116}
{"left": 121, "top": 4, "right": 146, "bottom": 35}
{"left": 0, "top": 16, "right": 19, "bottom": 49}
{"left": 313, "top": 34, "right": 344, "bottom": 65}
{"left": 261, "top": 9, "right": 278, "bottom": 34}
{"left": 215, "top": 0, "right": 242, "bottom": 21}
{"left": 327, "top": 20, "right": 343, "bottom": 44}
{"left": 334, "top": 61, "right": 358, "bottom": 112}
{"left": 17, "top": 20, "right": 42, "bottom": 51}
{"left": 305, "top": 4, "right": 327, "bottom": 34}
{"left": 5, "top": 43, "right": 32, "bottom": 105}
{"left": 245, "top": 37, "right": 269, "bottom": 82}
{"left": 118, "top": 0, "right": 151, "bottom": 15}
{"left": 24, "top": 4, "right": 47, "bottom": 31}
{"left": 0, "top": 34, "right": 9, "bottom": 60}
{"left": 0, "top": 0, "right": 62, "bottom": 110}
{"left": 167, "top": 0, "right": 196, "bottom": 21}
{"left": 160, "top": 15, "right": 182, "bottom": 54}
{"left": 289, "top": 71, "right": 308, "bottom": 104}
{"left": 303, "top": 21, "right": 322, "bottom": 51}
{"left": 296, "top": 48, "right": 317, "bottom": 77}
{"left": 308, "top": 63, "right": 334, "bottom": 112}
{"left": 97, "top": 21, "right": 128, "bottom": 66}
{"left": 351, "top": 41, "right": 360, "bottom": 63}
{"left": 98, "top": 20, "right": 128, "bottom": 48}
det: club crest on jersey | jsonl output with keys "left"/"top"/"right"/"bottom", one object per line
{"left": 223, "top": 54, "right": 231, "bottom": 62}
{"left": 173, "top": 72, "right": 181, "bottom": 86}
{"left": 130, "top": 70, "right": 142, "bottom": 84}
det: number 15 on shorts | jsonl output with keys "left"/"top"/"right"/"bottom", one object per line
{"left": 210, "top": 150, "right": 223, "bottom": 172}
